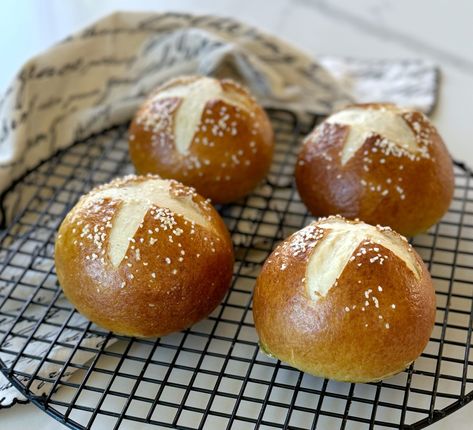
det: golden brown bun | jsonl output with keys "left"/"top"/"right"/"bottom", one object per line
{"left": 253, "top": 216, "right": 436, "bottom": 382}
{"left": 295, "top": 103, "right": 454, "bottom": 236}
{"left": 55, "top": 175, "right": 234, "bottom": 337}
{"left": 128, "top": 75, "right": 274, "bottom": 204}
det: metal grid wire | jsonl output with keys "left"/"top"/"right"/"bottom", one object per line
{"left": 0, "top": 109, "right": 472, "bottom": 429}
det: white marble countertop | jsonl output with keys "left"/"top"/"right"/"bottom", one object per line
{"left": 1, "top": 0, "right": 473, "bottom": 429}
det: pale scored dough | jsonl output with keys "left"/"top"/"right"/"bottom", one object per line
{"left": 306, "top": 219, "right": 421, "bottom": 302}
{"left": 89, "top": 179, "right": 210, "bottom": 267}
{"left": 153, "top": 77, "right": 253, "bottom": 154}
{"left": 327, "top": 107, "right": 420, "bottom": 165}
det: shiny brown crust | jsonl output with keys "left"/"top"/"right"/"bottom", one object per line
{"left": 253, "top": 217, "right": 436, "bottom": 383}
{"left": 295, "top": 103, "right": 454, "bottom": 236}
{"left": 128, "top": 76, "right": 274, "bottom": 204}
{"left": 55, "top": 175, "right": 234, "bottom": 337}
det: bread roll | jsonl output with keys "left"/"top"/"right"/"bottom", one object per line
{"left": 55, "top": 175, "right": 234, "bottom": 337}
{"left": 128, "top": 76, "right": 274, "bottom": 204}
{"left": 253, "top": 216, "right": 436, "bottom": 382}
{"left": 295, "top": 103, "right": 454, "bottom": 236}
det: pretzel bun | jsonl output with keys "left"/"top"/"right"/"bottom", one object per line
{"left": 295, "top": 103, "right": 454, "bottom": 236}
{"left": 128, "top": 76, "right": 274, "bottom": 204}
{"left": 55, "top": 175, "right": 234, "bottom": 337}
{"left": 253, "top": 216, "right": 435, "bottom": 382}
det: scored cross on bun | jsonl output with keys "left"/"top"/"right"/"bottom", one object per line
{"left": 55, "top": 175, "right": 234, "bottom": 338}
{"left": 253, "top": 216, "right": 436, "bottom": 383}
{"left": 295, "top": 103, "right": 454, "bottom": 236}
{"left": 128, "top": 76, "right": 274, "bottom": 204}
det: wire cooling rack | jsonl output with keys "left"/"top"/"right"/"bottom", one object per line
{"left": 0, "top": 109, "right": 472, "bottom": 429}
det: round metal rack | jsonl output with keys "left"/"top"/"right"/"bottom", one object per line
{"left": 0, "top": 109, "right": 472, "bottom": 429}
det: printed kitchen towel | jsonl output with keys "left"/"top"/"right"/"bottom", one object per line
{"left": 0, "top": 11, "right": 438, "bottom": 407}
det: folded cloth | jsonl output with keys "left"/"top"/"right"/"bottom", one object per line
{"left": 0, "top": 11, "right": 438, "bottom": 408}
{"left": 319, "top": 56, "right": 438, "bottom": 114}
